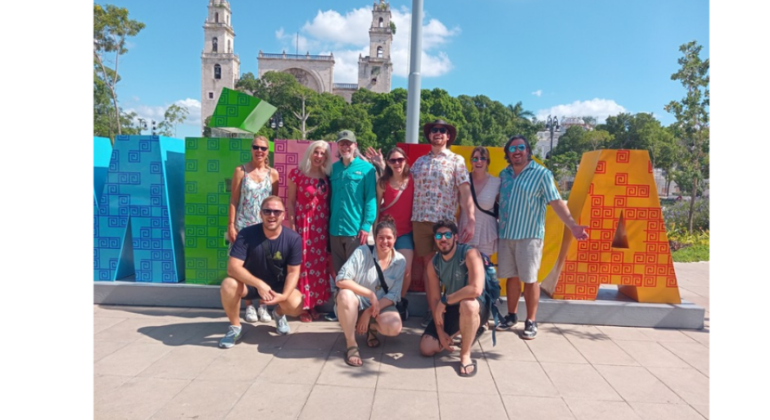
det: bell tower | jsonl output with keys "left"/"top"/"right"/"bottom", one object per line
{"left": 201, "top": 0, "right": 240, "bottom": 132}
{"left": 357, "top": 1, "right": 392, "bottom": 93}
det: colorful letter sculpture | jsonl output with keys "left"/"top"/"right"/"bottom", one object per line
{"left": 94, "top": 135, "right": 186, "bottom": 282}
{"left": 94, "top": 137, "right": 112, "bottom": 209}
{"left": 540, "top": 150, "right": 681, "bottom": 304}
{"left": 209, "top": 87, "right": 277, "bottom": 134}
{"left": 184, "top": 137, "right": 253, "bottom": 284}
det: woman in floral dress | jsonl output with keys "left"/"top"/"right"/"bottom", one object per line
{"left": 286, "top": 140, "right": 333, "bottom": 322}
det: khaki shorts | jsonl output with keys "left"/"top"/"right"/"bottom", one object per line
{"left": 497, "top": 238, "right": 543, "bottom": 284}
{"left": 412, "top": 221, "right": 438, "bottom": 257}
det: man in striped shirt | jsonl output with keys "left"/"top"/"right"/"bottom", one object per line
{"left": 497, "top": 135, "right": 588, "bottom": 339}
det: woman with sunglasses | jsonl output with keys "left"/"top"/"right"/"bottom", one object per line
{"left": 459, "top": 146, "right": 500, "bottom": 257}
{"left": 286, "top": 140, "right": 334, "bottom": 323}
{"left": 335, "top": 216, "right": 405, "bottom": 367}
{"left": 375, "top": 147, "right": 414, "bottom": 320}
{"left": 228, "top": 135, "right": 280, "bottom": 323}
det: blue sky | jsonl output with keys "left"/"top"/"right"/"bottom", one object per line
{"left": 111, "top": 0, "right": 709, "bottom": 139}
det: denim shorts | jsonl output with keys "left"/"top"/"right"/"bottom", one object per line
{"left": 394, "top": 232, "right": 414, "bottom": 250}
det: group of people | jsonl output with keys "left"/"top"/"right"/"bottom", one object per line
{"left": 217, "top": 120, "right": 588, "bottom": 377}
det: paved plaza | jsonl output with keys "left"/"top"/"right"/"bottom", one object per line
{"left": 94, "top": 262, "right": 709, "bottom": 420}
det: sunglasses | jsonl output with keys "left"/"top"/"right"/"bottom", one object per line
{"left": 260, "top": 209, "right": 284, "bottom": 216}
{"left": 434, "top": 232, "right": 454, "bottom": 240}
{"left": 388, "top": 157, "right": 406, "bottom": 164}
{"left": 252, "top": 145, "right": 269, "bottom": 152}
{"left": 508, "top": 144, "right": 527, "bottom": 153}
{"left": 470, "top": 157, "right": 488, "bottom": 163}
{"left": 430, "top": 127, "right": 448, "bottom": 134}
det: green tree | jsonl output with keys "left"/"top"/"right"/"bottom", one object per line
{"left": 664, "top": 41, "right": 709, "bottom": 232}
{"left": 93, "top": 4, "right": 145, "bottom": 141}
{"left": 157, "top": 104, "right": 189, "bottom": 137}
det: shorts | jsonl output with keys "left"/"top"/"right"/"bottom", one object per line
{"left": 497, "top": 238, "right": 544, "bottom": 283}
{"left": 394, "top": 232, "right": 414, "bottom": 250}
{"left": 244, "top": 283, "right": 284, "bottom": 301}
{"left": 333, "top": 297, "right": 399, "bottom": 318}
{"left": 422, "top": 302, "right": 489, "bottom": 340}
{"left": 412, "top": 221, "right": 438, "bottom": 257}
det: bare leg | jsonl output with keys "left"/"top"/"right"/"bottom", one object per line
{"left": 336, "top": 290, "right": 361, "bottom": 350}
{"left": 374, "top": 311, "right": 402, "bottom": 337}
{"left": 220, "top": 277, "right": 248, "bottom": 327}
{"left": 523, "top": 282, "right": 539, "bottom": 321}
{"left": 419, "top": 335, "right": 443, "bottom": 356}
{"left": 276, "top": 288, "right": 305, "bottom": 317}
{"left": 458, "top": 299, "right": 480, "bottom": 375}
{"left": 506, "top": 277, "right": 521, "bottom": 315}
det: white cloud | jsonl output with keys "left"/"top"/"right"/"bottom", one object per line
{"left": 536, "top": 98, "right": 627, "bottom": 124}
{"left": 125, "top": 98, "right": 202, "bottom": 128}
{"left": 276, "top": 5, "right": 460, "bottom": 83}
{"left": 531, "top": 90, "right": 542, "bottom": 97}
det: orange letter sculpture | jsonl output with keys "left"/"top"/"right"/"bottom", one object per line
{"left": 540, "top": 150, "right": 681, "bottom": 304}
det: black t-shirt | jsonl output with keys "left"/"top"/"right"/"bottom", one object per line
{"left": 229, "top": 224, "right": 303, "bottom": 290}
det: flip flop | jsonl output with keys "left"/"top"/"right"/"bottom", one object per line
{"left": 345, "top": 346, "right": 362, "bottom": 367}
{"left": 459, "top": 360, "right": 478, "bottom": 377}
{"left": 366, "top": 326, "right": 381, "bottom": 348}
{"left": 299, "top": 312, "right": 313, "bottom": 323}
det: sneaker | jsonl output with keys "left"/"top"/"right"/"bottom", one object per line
{"left": 522, "top": 319, "right": 538, "bottom": 340}
{"left": 496, "top": 313, "right": 518, "bottom": 330}
{"left": 218, "top": 325, "right": 242, "bottom": 349}
{"left": 274, "top": 309, "right": 290, "bottom": 335}
{"left": 397, "top": 298, "right": 409, "bottom": 321}
{"left": 420, "top": 311, "right": 433, "bottom": 328}
{"left": 324, "top": 312, "right": 338, "bottom": 322}
{"left": 244, "top": 305, "right": 258, "bottom": 323}
{"left": 257, "top": 304, "right": 272, "bottom": 322}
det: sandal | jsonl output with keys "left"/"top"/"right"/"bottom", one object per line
{"left": 344, "top": 346, "right": 362, "bottom": 367}
{"left": 459, "top": 360, "right": 478, "bottom": 378}
{"left": 309, "top": 308, "right": 321, "bottom": 320}
{"left": 366, "top": 326, "right": 381, "bottom": 348}
{"left": 299, "top": 312, "right": 313, "bottom": 323}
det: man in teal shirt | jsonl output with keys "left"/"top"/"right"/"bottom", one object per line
{"left": 329, "top": 130, "right": 377, "bottom": 274}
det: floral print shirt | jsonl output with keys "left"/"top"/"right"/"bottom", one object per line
{"left": 411, "top": 148, "right": 470, "bottom": 223}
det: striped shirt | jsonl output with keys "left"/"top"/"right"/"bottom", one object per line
{"left": 498, "top": 161, "right": 561, "bottom": 240}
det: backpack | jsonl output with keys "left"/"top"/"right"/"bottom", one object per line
{"left": 433, "top": 246, "right": 502, "bottom": 346}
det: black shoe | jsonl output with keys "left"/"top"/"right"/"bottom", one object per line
{"left": 420, "top": 311, "right": 433, "bottom": 328}
{"left": 397, "top": 298, "right": 409, "bottom": 321}
{"left": 324, "top": 312, "right": 338, "bottom": 322}
{"left": 522, "top": 319, "right": 537, "bottom": 340}
{"left": 496, "top": 313, "right": 518, "bottom": 330}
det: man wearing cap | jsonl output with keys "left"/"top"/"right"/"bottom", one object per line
{"left": 411, "top": 120, "right": 475, "bottom": 327}
{"left": 329, "top": 130, "right": 378, "bottom": 276}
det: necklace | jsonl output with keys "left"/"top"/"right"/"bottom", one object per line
{"left": 391, "top": 176, "right": 408, "bottom": 191}
{"left": 378, "top": 248, "right": 393, "bottom": 269}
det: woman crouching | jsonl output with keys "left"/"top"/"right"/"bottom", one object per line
{"left": 335, "top": 216, "right": 405, "bottom": 367}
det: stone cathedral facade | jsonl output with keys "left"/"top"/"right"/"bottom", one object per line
{"left": 201, "top": 0, "right": 394, "bottom": 130}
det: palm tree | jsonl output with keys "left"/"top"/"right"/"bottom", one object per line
{"left": 508, "top": 101, "right": 534, "bottom": 124}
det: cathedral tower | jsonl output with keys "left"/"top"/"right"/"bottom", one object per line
{"left": 201, "top": 0, "right": 240, "bottom": 131}
{"left": 358, "top": 1, "right": 393, "bottom": 93}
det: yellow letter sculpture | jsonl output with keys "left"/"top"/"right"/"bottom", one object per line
{"left": 540, "top": 150, "right": 681, "bottom": 304}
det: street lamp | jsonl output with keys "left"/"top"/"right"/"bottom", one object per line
{"left": 545, "top": 115, "right": 560, "bottom": 158}
{"left": 269, "top": 112, "right": 284, "bottom": 131}
{"left": 137, "top": 118, "right": 148, "bottom": 135}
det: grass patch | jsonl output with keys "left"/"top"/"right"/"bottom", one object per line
{"left": 671, "top": 244, "right": 709, "bottom": 262}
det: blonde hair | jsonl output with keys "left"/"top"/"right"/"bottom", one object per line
{"left": 299, "top": 140, "right": 332, "bottom": 176}
{"left": 253, "top": 135, "right": 269, "bottom": 145}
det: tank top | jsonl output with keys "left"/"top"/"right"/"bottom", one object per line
{"left": 432, "top": 243, "right": 483, "bottom": 304}
{"left": 234, "top": 165, "right": 273, "bottom": 231}
{"left": 380, "top": 175, "right": 414, "bottom": 236}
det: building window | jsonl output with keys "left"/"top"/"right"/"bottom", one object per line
{"left": 379, "top": 17, "right": 383, "bottom": 27}
{"left": 227, "top": 15, "right": 229, "bottom": 25}
{"left": 208, "top": 92, "right": 214, "bottom": 99}
{"left": 212, "top": 37, "right": 218, "bottom": 52}
{"left": 214, "top": 64, "right": 221, "bottom": 79}
{"left": 377, "top": 46, "right": 383, "bottom": 58}
{"left": 227, "top": 40, "right": 231, "bottom": 53}
{"left": 215, "top": 12, "right": 219, "bottom": 23}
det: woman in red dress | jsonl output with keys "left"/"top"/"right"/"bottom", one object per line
{"left": 287, "top": 140, "right": 333, "bottom": 322}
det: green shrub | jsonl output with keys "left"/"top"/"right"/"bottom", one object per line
{"left": 663, "top": 196, "right": 709, "bottom": 235}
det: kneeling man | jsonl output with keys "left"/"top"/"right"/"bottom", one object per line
{"left": 219, "top": 196, "right": 304, "bottom": 348}
{"left": 420, "top": 220, "right": 487, "bottom": 377}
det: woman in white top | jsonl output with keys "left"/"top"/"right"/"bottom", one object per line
{"left": 459, "top": 146, "right": 500, "bottom": 256}
{"left": 335, "top": 216, "right": 405, "bottom": 367}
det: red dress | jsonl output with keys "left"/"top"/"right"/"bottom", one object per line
{"left": 289, "top": 168, "right": 332, "bottom": 309}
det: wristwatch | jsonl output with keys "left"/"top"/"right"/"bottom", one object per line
{"left": 440, "top": 294, "right": 448, "bottom": 305}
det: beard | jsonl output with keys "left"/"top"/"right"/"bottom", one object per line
{"left": 438, "top": 239, "right": 456, "bottom": 256}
